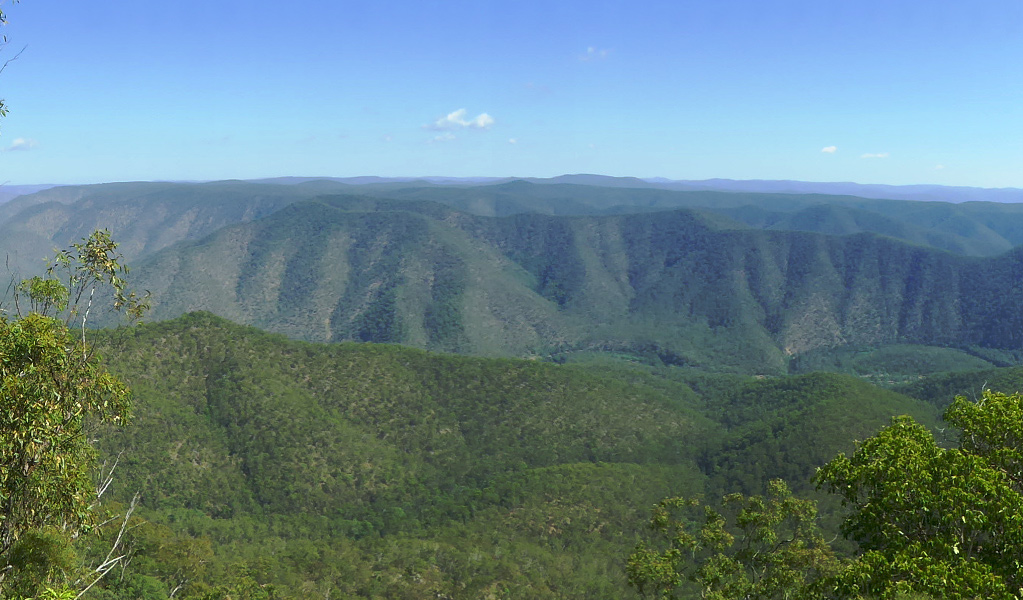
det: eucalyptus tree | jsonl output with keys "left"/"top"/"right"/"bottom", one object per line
{"left": 627, "top": 479, "right": 840, "bottom": 599}
{"left": 0, "top": 231, "right": 148, "bottom": 597}
{"left": 0, "top": 0, "right": 22, "bottom": 125}
{"left": 816, "top": 391, "right": 1023, "bottom": 600}
{"left": 631, "top": 390, "right": 1023, "bottom": 600}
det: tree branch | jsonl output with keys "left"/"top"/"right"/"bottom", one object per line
{"left": 75, "top": 491, "right": 140, "bottom": 599}
{"left": 0, "top": 43, "right": 24, "bottom": 77}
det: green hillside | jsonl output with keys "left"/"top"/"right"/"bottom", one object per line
{"left": 108, "top": 195, "right": 1023, "bottom": 374}
{"left": 699, "top": 372, "right": 940, "bottom": 495}
{"left": 376, "top": 181, "right": 1023, "bottom": 256}
{"left": 896, "top": 364, "right": 1023, "bottom": 409}
{"left": 90, "top": 313, "right": 707, "bottom": 597}
{"left": 0, "top": 180, "right": 354, "bottom": 278}
{"left": 94, "top": 312, "right": 704, "bottom": 519}
{"left": 9, "top": 180, "right": 1023, "bottom": 376}
{"left": 77, "top": 313, "right": 940, "bottom": 598}
{"left": 790, "top": 344, "right": 998, "bottom": 385}
{"left": 9, "top": 179, "right": 1023, "bottom": 284}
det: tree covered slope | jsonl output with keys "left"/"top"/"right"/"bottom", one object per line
{"left": 84, "top": 313, "right": 940, "bottom": 598}
{"left": 0, "top": 181, "right": 354, "bottom": 277}
{"left": 8, "top": 178, "right": 1023, "bottom": 279}
{"left": 112, "top": 195, "right": 1023, "bottom": 373}
{"left": 8, "top": 179, "right": 1023, "bottom": 373}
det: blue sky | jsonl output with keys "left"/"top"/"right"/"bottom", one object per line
{"left": 1, "top": 0, "right": 1022, "bottom": 186}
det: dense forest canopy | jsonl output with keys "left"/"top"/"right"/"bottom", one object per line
{"left": 6, "top": 181, "right": 1023, "bottom": 377}
{"left": 0, "top": 306, "right": 1005, "bottom": 599}
{"left": 3, "top": 179, "right": 1023, "bottom": 596}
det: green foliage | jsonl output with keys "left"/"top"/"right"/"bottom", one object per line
{"left": 93, "top": 313, "right": 701, "bottom": 516}
{"left": 73, "top": 312, "right": 951, "bottom": 598}
{"left": 790, "top": 344, "right": 997, "bottom": 386}
{"left": 894, "top": 364, "right": 1023, "bottom": 410}
{"left": 816, "top": 391, "right": 1023, "bottom": 599}
{"left": 0, "top": 231, "right": 145, "bottom": 596}
{"left": 5, "top": 530, "right": 77, "bottom": 599}
{"left": 13, "top": 230, "right": 150, "bottom": 326}
{"left": 15, "top": 278, "right": 69, "bottom": 316}
{"left": 55, "top": 229, "right": 151, "bottom": 323}
{"left": 0, "top": 2, "right": 17, "bottom": 39}
{"left": 0, "top": 314, "right": 129, "bottom": 547}
{"left": 0, "top": 0, "right": 19, "bottom": 127}
{"left": 698, "top": 372, "right": 939, "bottom": 498}
{"left": 76, "top": 312, "right": 724, "bottom": 597}
{"left": 629, "top": 388, "right": 1023, "bottom": 600}
{"left": 27, "top": 586, "right": 76, "bottom": 600}
{"left": 627, "top": 479, "right": 840, "bottom": 600}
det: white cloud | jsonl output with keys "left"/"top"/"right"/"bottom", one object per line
{"left": 427, "top": 109, "right": 466, "bottom": 130}
{"left": 508, "top": 138, "right": 517, "bottom": 145}
{"left": 471, "top": 112, "right": 494, "bottom": 129}
{"left": 5, "top": 137, "right": 38, "bottom": 152}
{"left": 935, "top": 164, "right": 946, "bottom": 170}
{"left": 861, "top": 152, "right": 890, "bottom": 159}
{"left": 430, "top": 132, "right": 456, "bottom": 143}
{"left": 426, "top": 108, "right": 495, "bottom": 131}
{"left": 820, "top": 145, "right": 837, "bottom": 154}
{"left": 580, "top": 46, "right": 611, "bottom": 61}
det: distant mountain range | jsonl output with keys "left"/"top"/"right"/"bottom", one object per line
{"left": 7, "top": 174, "right": 1022, "bottom": 205}
{"left": 243, "top": 174, "right": 1023, "bottom": 203}
{"left": 119, "top": 195, "right": 1023, "bottom": 370}
{"left": 0, "top": 183, "right": 58, "bottom": 204}
{"left": 5, "top": 177, "right": 1023, "bottom": 372}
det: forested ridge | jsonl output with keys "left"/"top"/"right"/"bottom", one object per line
{"left": 8, "top": 180, "right": 1023, "bottom": 373}
{"left": 4, "top": 180, "right": 1023, "bottom": 597}
{"left": 28, "top": 312, "right": 946, "bottom": 598}
{"left": 113, "top": 195, "right": 1023, "bottom": 373}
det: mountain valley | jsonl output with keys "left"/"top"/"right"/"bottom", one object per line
{"left": 4, "top": 177, "right": 1023, "bottom": 597}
